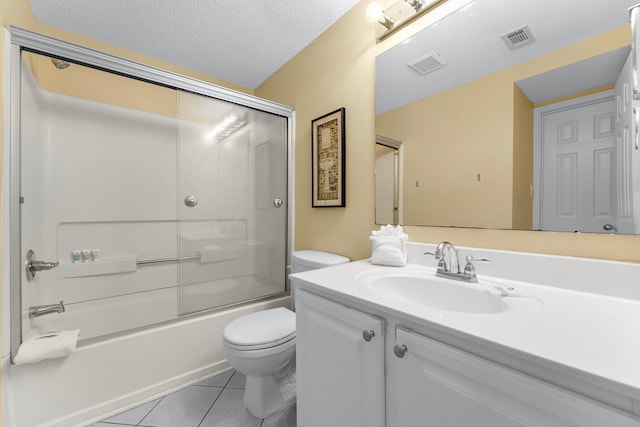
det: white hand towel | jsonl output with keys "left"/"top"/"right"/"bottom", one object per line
{"left": 370, "top": 225, "right": 409, "bottom": 267}
{"left": 14, "top": 329, "right": 81, "bottom": 365}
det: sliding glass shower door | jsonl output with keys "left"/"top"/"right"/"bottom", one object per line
{"left": 17, "top": 49, "right": 288, "bottom": 348}
{"left": 176, "top": 92, "right": 288, "bottom": 315}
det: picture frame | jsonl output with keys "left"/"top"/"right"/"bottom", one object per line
{"left": 311, "top": 108, "right": 346, "bottom": 207}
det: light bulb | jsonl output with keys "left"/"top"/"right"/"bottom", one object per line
{"left": 366, "top": 2, "right": 385, "bottom": 23}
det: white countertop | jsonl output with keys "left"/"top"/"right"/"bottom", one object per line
{"left": 290, "top": 258, "right": 640, "bottom": 400}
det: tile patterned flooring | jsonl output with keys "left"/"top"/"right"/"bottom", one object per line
{"left": 90, "top": 370, "right": 296, "bottom": 427}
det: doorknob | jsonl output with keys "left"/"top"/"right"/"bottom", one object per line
{"left": 25, "top": 250, "right": 59, "bottom": 283}
{"left": 602, "top": 224, "right": 617, "bottom": 232}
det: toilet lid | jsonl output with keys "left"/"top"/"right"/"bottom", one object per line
{"left": 223, "top": 307, "right": 296, "bottom": 348}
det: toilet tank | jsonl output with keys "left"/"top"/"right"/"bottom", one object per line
{"left": 291, "top": 250, "right": 350, "bottom": 273}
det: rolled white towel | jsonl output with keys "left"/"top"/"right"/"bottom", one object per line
{"left": 370, "top": 225, "right": 409, "bottom": 267}
{"left": 14, "top": 329, "right": 81, "bottom": 365}
{"left": 372, "top": 224, "right": 406, "bottom": 237}
{"left": 370, "top": 243, "right": 407, "bottom": 266}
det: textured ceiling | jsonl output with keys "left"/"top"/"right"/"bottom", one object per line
{"left": 377, "top": 0, "right": 639, "bottom": 114}
{"left": 29, "top": 0, "right": 360, "bottom": 89}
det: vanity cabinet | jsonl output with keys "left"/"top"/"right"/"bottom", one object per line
{"left": 295, "top": 289, "right": 640, "bottom": 427}
{"left": 391, "top": 328, "right": 638, "bottom": 427}
{"left": 295, "top": 290, "right": 385, "bottom": 427}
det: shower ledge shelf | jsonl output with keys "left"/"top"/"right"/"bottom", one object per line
{"left": 56, "top": 256, "right": 137, "bottom": 278}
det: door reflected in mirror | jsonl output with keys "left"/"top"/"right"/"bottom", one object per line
{"left": 375, "top": 0, "right": 640, "bottom": 234}
{"left": 375, "top": 137, "right": 402, "bottom": 225}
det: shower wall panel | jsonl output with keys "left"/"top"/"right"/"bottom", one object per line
{"left": 20, "top": 58, "right": 180, "bottom": 341}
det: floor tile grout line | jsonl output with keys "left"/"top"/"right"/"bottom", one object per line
{"left": 134, "top": 395, "right": 164, "bottom": 427}
{"left": 222, "top": 369, "right": 236, "bottom": 388}
{"left": 96, "top": 370, "right": 249, "bottom": 427}
{"left": 97, "top": 421, "right": 137, "bottom": 426}
{"left": 196, "top": 383, "right": 228, "bottom": 427}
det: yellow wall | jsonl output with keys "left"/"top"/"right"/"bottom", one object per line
{"left": 376, "top": 68, "right": 515, "bottom": 228}
{"left": 25, "top": 51, "right": 178, "bottom": 118}
{"left": 512, "top": 84, "right": 533, "bottom": 230}
{"left": 258, "top": 5, "right": 640, "bottom": 263}
{"left": 256, "top": 1, "right": 377, "bottom": 260}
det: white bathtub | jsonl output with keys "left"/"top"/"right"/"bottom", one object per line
{"left": 1, "top": 296, "right": 291, "bottom": 427}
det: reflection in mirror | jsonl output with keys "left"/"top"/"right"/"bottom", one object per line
{"left": 375, "top": 0, "right": 640, "bottom": 234}
{"left": 375, "top": 136, "right": 402, "bottom": 225}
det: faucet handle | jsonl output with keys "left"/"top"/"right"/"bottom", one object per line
{"left": 424, "top": 252, "right": 446, "bottom": 270}
{"left": 463, "top": 256, "right": 491, "bottom": 276}
{"left": 465, "top": 256, "right": 491, "bottom": 263}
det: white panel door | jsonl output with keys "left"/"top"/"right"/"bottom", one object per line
{"left": 541, "top": 96, "right": 616, "bottom": 232}
{"left": 614, "top": 52, "right": 639, "bottom": 234}
{"left": 375, "top": 144, "right": 398, "bottom": 225}
{"left": 295, "top": 290, "right": 385, "bottom": 427}
{"left": 391, "top": 328, "right": 640, "bottom": 427}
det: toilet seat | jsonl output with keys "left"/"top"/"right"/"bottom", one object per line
{"left": 223, "top": 307, "right": 295, "bottom": 351}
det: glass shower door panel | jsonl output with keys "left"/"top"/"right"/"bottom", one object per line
{"left": 19, "top": 52, "right": 179, "bottom": 342}
{"left": 177, "top": 91, "right": 287, "bottom": 315}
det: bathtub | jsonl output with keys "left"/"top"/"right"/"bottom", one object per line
{"left": 1, "top": 296, "right": 291, "bottom": 427}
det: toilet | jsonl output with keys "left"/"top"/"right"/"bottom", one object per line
{"left": 222, "top": 250, "right": 350, "bottom": 418}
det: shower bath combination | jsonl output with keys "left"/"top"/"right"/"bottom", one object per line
{"left": 3, "top": 28, "right": 293, "bottom": 427}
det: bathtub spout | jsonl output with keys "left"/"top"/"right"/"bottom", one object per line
{"left": 29, "top": 301, "right": 65, "bottom": 318}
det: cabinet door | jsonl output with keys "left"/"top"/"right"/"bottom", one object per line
{"left": 295, "top": 290, "right": 385, "bottom": 427}
{"left": 391, "top": 328, "right": 640, "bottom": 427}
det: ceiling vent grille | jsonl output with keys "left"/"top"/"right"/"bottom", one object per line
{"left": 407, "top": 52, "right": 447, "bottom": 75}
{"left": 501, "top": 25, "right": 535, "bottom": 50}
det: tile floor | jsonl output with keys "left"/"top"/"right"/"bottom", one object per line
{"left": 90, "top": 370, "right": 296, "bottom": 427}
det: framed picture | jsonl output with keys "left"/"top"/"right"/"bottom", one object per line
{"left": 311, "top": 108, "right": 346, "bottom": 207}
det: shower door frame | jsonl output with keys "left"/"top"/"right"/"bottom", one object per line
{"left": 3, "top": 27, "right": 295, "bottom": 361}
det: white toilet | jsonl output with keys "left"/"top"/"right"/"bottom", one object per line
{"left": 222, "top": 250, "right": 350, "bottom": 418}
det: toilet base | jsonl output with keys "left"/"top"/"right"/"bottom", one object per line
{"left": 244, "top": 372, "right": 296, "bottom": 418}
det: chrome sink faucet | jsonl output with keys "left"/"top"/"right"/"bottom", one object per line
{"left": 425, "top": 241, "right": 491, "bottom": 283}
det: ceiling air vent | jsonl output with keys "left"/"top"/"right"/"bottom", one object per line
{"left": 407, "top": 52, "right": 447, "bottom": 75}
{"left": 501, "top": 25, "right": 535, "bottom": 50}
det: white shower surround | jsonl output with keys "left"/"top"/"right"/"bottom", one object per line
{"left": 1, "top": 29, "right": 295, "bottom": 427}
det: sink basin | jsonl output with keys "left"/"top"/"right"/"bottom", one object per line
{"left": 358, "top": 270, "right": 508, "bottom": 314}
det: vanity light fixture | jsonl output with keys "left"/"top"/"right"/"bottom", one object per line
{"left": 404, "top": 0, "right": 425, "bottom": 12}
{"left": 366, "top": 2, "right": 396, "bottom": 30}
{"left": 369, "top": 0, "right": 473, "bottom": 42}
{"left": 368, "top": 0, "right": 443, "bottom": 40}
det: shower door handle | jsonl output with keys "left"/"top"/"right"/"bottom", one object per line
{"left": 184, "top": 195, "right": 198, "bottom": 207}
{"left": 25, "top": 250, "right": 59, "bottom": 282}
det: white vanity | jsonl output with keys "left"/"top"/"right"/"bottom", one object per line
{"left": 289, "top": 242, "right": 640, "bottom": 427}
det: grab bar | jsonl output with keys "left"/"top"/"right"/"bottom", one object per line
{"left": 136, "top": 255, "right": 200, "bottom": 266}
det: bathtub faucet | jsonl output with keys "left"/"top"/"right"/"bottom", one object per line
{"left": 29, "top": 301, "right": 65, "bottom": 318}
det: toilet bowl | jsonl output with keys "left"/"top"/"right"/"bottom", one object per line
{"left": 222, "top": 250, "right": 350, "bottom": 418}
{"left": 223, "top": 307, "right": 296, "bottom": 418}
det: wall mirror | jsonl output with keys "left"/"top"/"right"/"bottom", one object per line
{"left": 375, "top": 0, "right": 640, "bottom": 234}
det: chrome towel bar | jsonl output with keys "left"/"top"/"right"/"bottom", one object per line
{"left": 136, "top": 255, "right": 200, "bottom": 266}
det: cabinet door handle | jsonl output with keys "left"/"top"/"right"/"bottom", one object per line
{"left": 394, "top": 344, "right": 408, "bottom": 358}
{"left": 362, "top": 330, "right": 375, "bottom": 342}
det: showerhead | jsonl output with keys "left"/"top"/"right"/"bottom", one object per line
{"left": 51, "top": 58, "right": 70, "bottom": 70}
